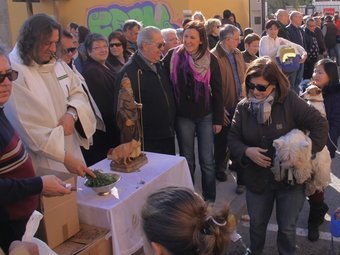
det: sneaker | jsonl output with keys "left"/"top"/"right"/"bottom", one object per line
{"left": 216, "top": 171, "right": 227, "bottom": 182}
{"left": 236, "top": 185, "right": 246, "bottom": 194}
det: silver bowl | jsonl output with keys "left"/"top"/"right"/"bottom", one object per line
{"left": 84, "top": 173, "right": 121, "bottom": 196}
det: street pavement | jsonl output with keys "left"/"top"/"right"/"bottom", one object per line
{"left": 193, "top": 143, "right": 340, "bottom": 255}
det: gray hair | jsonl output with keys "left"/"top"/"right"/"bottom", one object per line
{"left": 161, "top": 28, "right": 177, "bottom": 42}
{"left": 289, "top": 11, "right": 302, "bottom": 20}
{"left": 275, "top": 9, "right": 288, "bottom": 19}
{"left": 219, "top": 24, "right": 240, "bottom": 41}
{"left": 137, "top": 26, "right": 161, "bottom": 49}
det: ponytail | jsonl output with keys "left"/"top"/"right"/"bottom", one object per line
{"left": 142, "top": 187, "right": 231, "bottom": 255}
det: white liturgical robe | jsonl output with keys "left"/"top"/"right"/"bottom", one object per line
{"left": 5, "top": 46, "right": 96, "bottom": 172}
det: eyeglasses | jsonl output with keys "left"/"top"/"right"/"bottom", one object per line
{"left": 0, "top": 70, "right": 19, "bottom": 83}
{"left": 109, "top": 42, "right": 123, "bottom": 48}
{"left": 246, "top": 80, "right": 272, "bottom": 92}
{"left": 64, "top": 47, "right": 77, "bottom": 54}
{"left": 92, "top": 45, "right": 108, "bottom": 51}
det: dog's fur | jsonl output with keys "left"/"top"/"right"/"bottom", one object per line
{"left": 272, "top": 129, "right": 331, "bottom": 196}
{"left": 300, "top": 84, "right": 326, "bottom": 118}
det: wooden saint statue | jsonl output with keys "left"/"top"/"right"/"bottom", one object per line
{"left": 109, "top": 74, "right": 147, "bottom": 172}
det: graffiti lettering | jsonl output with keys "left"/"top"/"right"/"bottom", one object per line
{"left": 87, "top": 1, "right": 179, "bottom": 36}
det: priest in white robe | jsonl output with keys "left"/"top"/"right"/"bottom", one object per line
{"left": 4, "top": 14, "right": 96, "bottom": 177}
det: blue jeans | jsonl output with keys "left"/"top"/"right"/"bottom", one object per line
{"left": 176, "top": 114, "right": 216, "bottom": 202}
{"left": 288, "top": 63, "right": 304, "bottom": 94}
{"left": 336, "top": 43, "right": 340, "bottom": 66}
{"left": 246, "top": 184, "right": 305, "bottom": 255}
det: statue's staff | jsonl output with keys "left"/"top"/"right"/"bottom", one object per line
{"left": 137, "top": 69, "right": 144, "bottom": 151}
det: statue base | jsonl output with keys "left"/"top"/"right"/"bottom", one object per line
{"left": 110, "top": 153, "right": 148, "bottom": 173}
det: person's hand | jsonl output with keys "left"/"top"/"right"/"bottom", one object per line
{"left": 41, "top": 175, "right": 72, "bottom": 197}
{"left": 135, "top": 102, "right": 143, "bottom": 109}
{"left": 9, "top": 240, "right": 39, "bottom": 255}
{"left": 213, "top": 125, "right": 222, "bottom": 134}
{"left": 58, "top": 113, "right": 75, "bottom": 136}
{"left": 64, "top": 152, "right": 95, "bottom": 178}
{"left": 245, "top": 147, "right": 272, "bottom": 168}
{"left": 125, "top": 119, "right": 135, "bottom": 127}
{"left": 223, "top": 109, "right": 231, "bottom": 126}
{"left": 300, "top": 53, "right": 308, "bottom": 64}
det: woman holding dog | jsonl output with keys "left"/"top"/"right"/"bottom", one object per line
{"left": 228, "top": 57, "right": 328, "bottom": 255}
{"left": 304, "top": 58, "right": 340, "bottom": 242}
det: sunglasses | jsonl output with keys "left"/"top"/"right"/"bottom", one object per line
{"left": 64, "top": 47, "right": 77, "bottom": 54}
{"left": 155, "top": 42, "right": 165, "bottom": 49}
{"left": 246, "top": 80, "right": 272, "bottom": 92}
{"left": 0, "top": 70, "right": 19, "bottom": 83}
{"left": 109, "top": 42, "right": 123, "bottom": 48}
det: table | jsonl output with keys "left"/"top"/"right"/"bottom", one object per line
{"left": 76, "top": 152, "right": 194, "bottom": 255}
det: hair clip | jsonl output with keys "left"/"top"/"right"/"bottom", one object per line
{"left": 206, "top": 216, "right": 227, "bottom": 226}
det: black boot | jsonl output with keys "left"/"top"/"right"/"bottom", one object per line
{"left": 308, "top": 201, "right": 329, "bottom": 242}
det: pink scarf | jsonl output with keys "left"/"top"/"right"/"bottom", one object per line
{"left": 170, "top": 46, "right": 211, "bottom": 107}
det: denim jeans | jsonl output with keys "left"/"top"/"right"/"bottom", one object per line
{"left": 336, "top": 43, "right": 340, "bottom": 66}
{"left": 246, "top": 184, "right": 305, "bottom": 255}
{"left": 288, "top": 63, "right": 304, "bottom": 94}
{"left": 328, "top": 47, "right": 337, "bottom": 62}
{"left": 176, "top": 114, "right": 216, "bottom": 202}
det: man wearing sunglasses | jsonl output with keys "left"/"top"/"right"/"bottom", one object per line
{"left": 211, "top": 24, "right": 247, "bottom": 189}
{"left": 58, "top": 30, "right": 105, "bottom": 133}
{"left": 4, "top": 14, "right": 96, "bottom": 178}
{"left": 114, "top": 26, "right": 176, "bottom": 155}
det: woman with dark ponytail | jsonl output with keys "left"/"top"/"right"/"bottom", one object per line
{"left": 141, "top": 187, "right": 231, "bottom": 255}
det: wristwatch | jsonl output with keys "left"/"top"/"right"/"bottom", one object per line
{"left": 67, "top": 108, "right": 78, "bottom": 122}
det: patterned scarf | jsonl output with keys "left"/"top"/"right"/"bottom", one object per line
{"left": 248, "top": 91, "right": 275, "bottom": 124}
{"left": 170, "top": 46, "right": 211, "bottom": 106}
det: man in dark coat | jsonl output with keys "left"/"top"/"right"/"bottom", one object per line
{"left": 304, "top": 18, "right": 319, "bottom": 79}
{"left": 115, "top": 26, "right": 176, "bottom": 155}
{"left": 286, "top": 11, "right": 307, "bottom": 93}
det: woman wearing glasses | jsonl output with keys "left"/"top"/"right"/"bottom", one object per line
{"left": 204, "top": 18, "right": 222, "bottom": 50}
{"left": 0, "top": 46, "right": 71, "bottom": 254}
{"left": 163, "top": 20, "right": 223, "bottom": 203}
{"left": 107, "top": 31, "right": 132, "bottom": 74}
{"left": 82, "top": 33, "right": 120, "bottom": 165}
{"left": 228, "top": 57, "right": 328, "bottom": 255}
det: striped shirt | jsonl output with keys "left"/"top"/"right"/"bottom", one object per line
{"left": 0, "top": 108, "right": 38, "bottom": 220}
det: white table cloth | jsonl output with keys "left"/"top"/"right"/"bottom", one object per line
{"left": 77, "top": 152, "right": 193, "bottom": 255}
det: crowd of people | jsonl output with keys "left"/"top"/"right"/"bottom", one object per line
{"left": 1, "top": 6, "right": 340, "bottom": 255}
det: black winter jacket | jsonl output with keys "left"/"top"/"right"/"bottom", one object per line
{"left": 114, "top": 52, "right": 175, "bottom": 140}
{"left": 228, "top": 90, "right": 329, "bottom": 193}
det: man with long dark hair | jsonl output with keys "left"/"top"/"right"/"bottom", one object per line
{"left": 5, "top": 14, "right": 96, "bottom": 177}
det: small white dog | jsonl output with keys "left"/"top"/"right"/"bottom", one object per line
{"left": 300, "top": 84, "right": 326, "bottom": 118}
{"left": 272, "top": 129, "right": 331, "bottom": 196}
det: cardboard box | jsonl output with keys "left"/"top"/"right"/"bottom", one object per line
{"left": 53, "top": 224, "right": 112, "bottom": 255}
{"left": 36, "top": 169, "right": 80, "bottom": 248}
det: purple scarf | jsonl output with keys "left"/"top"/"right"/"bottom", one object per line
{"left": 170, "top": 46, "right": 211, "bottom": 107}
